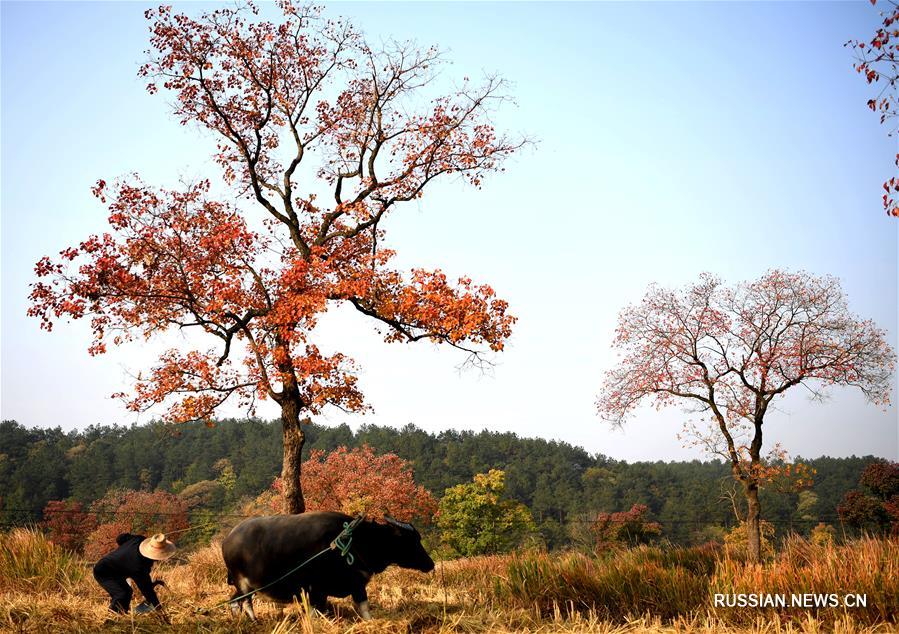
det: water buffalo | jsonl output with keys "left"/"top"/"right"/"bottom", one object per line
{"left": 221, "top": 511, "right": 434, "bottom": 620}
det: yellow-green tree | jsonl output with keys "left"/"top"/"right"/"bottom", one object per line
{"left": 437, "top": 469, "right": 536, "bottom": 556}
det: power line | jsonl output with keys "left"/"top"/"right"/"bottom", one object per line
{"left": 0, "top": 507, "right": 848, "bottom": 525}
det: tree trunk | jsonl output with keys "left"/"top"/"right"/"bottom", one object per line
{"left": 745, "top": 482, "right": 762, "bottom": 563}
{"left": 280, "top": 398, "right": 306, "bottom": 514}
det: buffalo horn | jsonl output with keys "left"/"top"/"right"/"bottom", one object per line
{"left": 383, "top": 514, "right": 414, "bottom": 532}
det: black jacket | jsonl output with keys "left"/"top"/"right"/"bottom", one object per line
{"left": 93, "top": 533, "right": 160, "bottom": 606}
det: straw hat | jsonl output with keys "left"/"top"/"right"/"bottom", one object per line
{"left": 139, "top": 534, "right": 177, "bottom": 561}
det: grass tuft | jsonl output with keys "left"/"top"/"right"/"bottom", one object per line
{"left": 496, "top": 546, "right": 710, "bottom": 620}
{"left": 186, "top": 542, "right": 228, "bottom": 587}
{"left": 711, "top": 535, "right": 899, "bottom": 625}
{"left": 0, "top": 527, "right": 85, "bottom": 594}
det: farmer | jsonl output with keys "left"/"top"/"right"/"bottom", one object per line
{"left": 92, "top": 532, "right": 176, "bottom": 614}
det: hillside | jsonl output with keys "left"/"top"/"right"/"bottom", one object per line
{"left": 0, "top": 419, "right": 876, "bottom": 547}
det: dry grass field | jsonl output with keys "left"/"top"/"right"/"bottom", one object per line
{"left": 1, "top": 529, "right": 897, "bottom": 633}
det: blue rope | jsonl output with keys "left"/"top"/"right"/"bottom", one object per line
{"left": 332, "top": 516, "right": 362, "bottom": 565}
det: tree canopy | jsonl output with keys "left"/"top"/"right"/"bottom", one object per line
{"left": 848, "top": 0, "right": 899, "bottom": 216}
{"left": 597, "top": 270, "right": 895, "bottom": 561}
{"left": 437, "top": 469, "right": 536, "bottom": 556}
{"left": 27, "top": 1, "right": 523, "bottom": 513}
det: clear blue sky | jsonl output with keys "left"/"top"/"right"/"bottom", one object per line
{"left": 2, "top": 1, "right": 897, "bottom": 461}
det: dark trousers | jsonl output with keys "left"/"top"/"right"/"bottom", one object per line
{"left": 93, "top": 568, "right": 133, "bottom": 613}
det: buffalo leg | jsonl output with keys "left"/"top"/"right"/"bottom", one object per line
{"left": 233, "top": 578, "right": 257, "bottom": 621}
{"left": 229, "top": 589, "right": 241, "bottom": 618}
{"left": 352, "top": 586, "right": 372, "bottom": 620}
{"left": 242, "top": 597, "right": 256, "bottom": 621}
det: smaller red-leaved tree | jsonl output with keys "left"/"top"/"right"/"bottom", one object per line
{"left": 847, "top": 0, "right": 899, "bottom": 216}
{"left": 838, "top": 460, "right": 899, "bottom": 535}
{"left": 597, "top": 270, "right": 895, "bottom": 562}
{"left": 83, "top": 490, "right": 188, "bottom": 561}
{"left": 591, "top": 504, "right": 662, "bottom": 550}
{"left": 254, "top": 445, "right": 436, "bottom": 523}
{"left": 42, "top": 500, "right": 98, "bottom": 554}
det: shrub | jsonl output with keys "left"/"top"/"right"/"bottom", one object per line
{"left": 82, "top": 522, "right": 134, "bottom": 562}
{"left": 0, "top": 528, "right": 85, "bottom": 593}
{"left": 590, "top": 504, "right": 661, "bottom": 550}
{"left": 859, "top": 461, "right": 899, "bottom": 499}
{"left": 183, "top": 508, "right": 226, "bottom": 548}
{"left": 839, "top": 460, "right": 899, "bottom": 536}
{"left": 251, "top": 445, "right": 437, "bottom": 523}
{"left": 810, "top": 522, "right": 836, "bottom": 547}
{"left": 723, "top": 519, "right": 775, "bottom": 560}
{"left": 839, "top": 490, "right": 890, "bottom": 533}
{"left": 437, "top": 470, "right": 537, "bottom": 557}
{"left": 178, "top": 480, "right": 226, "bottom": 510}
{"left": 41, "top": 500, "right": 97, "bottom": 553}
{"left": 689, "top": 525, "right": 728, "bottom": 546}
{"left": 83, "top": 489, "right": 188, "bottom": 561}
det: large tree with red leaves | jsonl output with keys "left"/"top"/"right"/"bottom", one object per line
{"left": 28, "top": 2, "right": 521, "bottom": 514}
{"left": 597, "top": 270, "right": 894, "bottom": 562}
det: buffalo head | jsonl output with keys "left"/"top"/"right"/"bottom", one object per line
{"left": 383, "top": 515, "right": 435, "bottom": 573}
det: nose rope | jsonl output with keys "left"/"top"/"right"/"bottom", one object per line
{"left": 332, "top": 528, "right": 354, "bottom": 565}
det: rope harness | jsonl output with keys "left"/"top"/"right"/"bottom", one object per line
{"left": 195, "top": 515, "right": 364, "bottom": 615}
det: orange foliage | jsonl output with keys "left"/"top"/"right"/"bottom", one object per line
{"left": 42, "top": 500, "right": 98, "bottom": 554}
{"left": 83, "top": 522, "right": 134, "bottom": 562}
{"left": 847, "top": 0, "right": 899, "bottom": 216}
{"left": 591, "top": 504, "right": 662, "bottom": 550}
{"left": 259, "top": 445, "right": 436, "bottom": 523}
{"left": 83, "top": 490, "right": 188, "bottom": 561}
{"left": 27, "top": 2, "right": 520, "bottom": 430}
